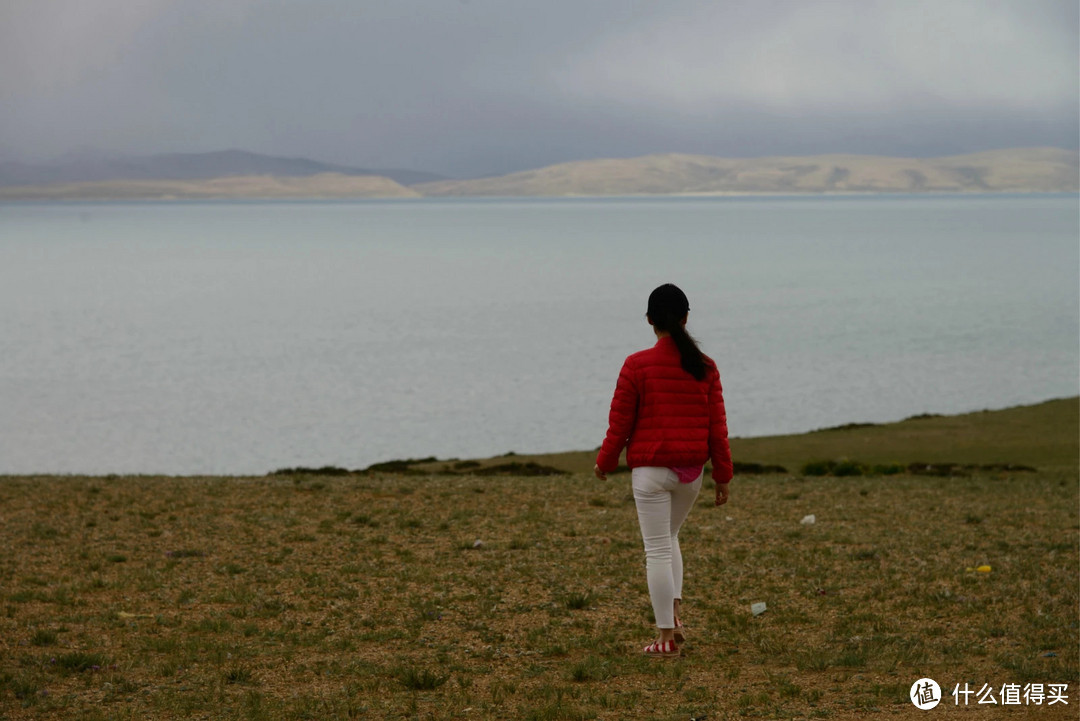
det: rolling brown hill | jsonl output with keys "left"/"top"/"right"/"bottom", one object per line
{"left": 413, "top": 147, "right": 1079, "bottom": 197}
{"left": 0, "top": 172, "right": 421, "bottom": 200}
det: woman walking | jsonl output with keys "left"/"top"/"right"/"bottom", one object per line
{"left": 594, "top": 283, "right": 732, "bottom": 658}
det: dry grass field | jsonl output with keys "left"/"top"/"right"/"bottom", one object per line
{"left": 1, "top": 399, "right": 1077, "bottom": 720}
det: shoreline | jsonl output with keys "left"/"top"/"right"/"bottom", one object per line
{"left": 2, "top": 189, "right": 1077, "bottom": 203}
{"left": 3, "top": 396, "right": 1075, "bottom": 479}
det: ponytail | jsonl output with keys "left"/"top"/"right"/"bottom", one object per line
{"left": 646, "top": 283, "right": 708, "bottom": 381}
{"left": 667, "top": 321, "right": 707, "bottom": 381}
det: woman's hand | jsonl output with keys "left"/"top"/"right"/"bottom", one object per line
{"left": 714, "top": 482, "right": 729, "bottom": 506}
{"left": 593, "top": 465, "right": 607, "bottom": 481}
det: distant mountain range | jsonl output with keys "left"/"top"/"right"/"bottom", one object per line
{"left": 0, "top": 148, "right": 1075, "bottom": 200}
{"left": 0, "top": 149, "right": 444, "bottom": 189}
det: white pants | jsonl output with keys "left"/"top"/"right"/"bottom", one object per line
{"left": 631, "top": 466, "right": 702, "bottom": 630}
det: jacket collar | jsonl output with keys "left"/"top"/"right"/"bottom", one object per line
{"left": 655, "top": 335, "right": 676, "bottom": 348}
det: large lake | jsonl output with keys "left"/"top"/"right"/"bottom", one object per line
{"left": 1, "top": 195, "right": 1077, "bottom": 475}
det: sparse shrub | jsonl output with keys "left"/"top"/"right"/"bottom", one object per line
{"left": 802, "top": 459, "right": 903, "bottom": 477}
{"left": 8, "top": 675, "right": 40, "bottom": 705}
{"left": 194, "top": 616, "right": 231, "bottom": 633}
{"left": 472, "top": 462, "right": 568, "bottom": 477}
{"left": 9, "top": 590, "right": 48, "bottom": 603}
{"left": 253, "top": 598, "right": 287, "bottom": 617}
{"left": 395, "top": 665, "right": 448, "bottom": 690}
{"left": 362, "top": 457, "right": 437, "bottom": 475}
{"left": 813, "top": 421, "right": 878, "bottom": 432}
{"left": 832, "top": 459, "right": 865, "bottom": 476}
{"left": 733, "top": 461, "right": 789, "bottom": 474}
{"left": 224, "top": 666, "right": 253, "bottom": 684}
{"left": 56, "top": 652, "right": 106, "bottom": 674}
{"left": 568, "top": 656, "right": 612, "bottom": 682}
{"left": 802, "top": 460, "right": 835, "bottom": 476}
{"left": 270, "top": 466, "right": 351, "bottom": 476}
{"left": 560, "top": 591, "right": 595, "bottom": 610}
{"left": 909, "top": 462, "right": 961, "bottom": 476}
{"left": 410, "top": 600, "right": 442, "bottom": 624}
{"left": 906, "top": 461, "right": 1036, "bottom": 477}
{"left": 165, "top": 549, "right": 205, "bottom": 559}
{"left": 30, "top": 524, "right": 61, "bottom": 540}
{"left": 30, "top": 629, "right": 56, "bottom": 646}
{"left": 980, "top": 463, "right": 1036, "bottom": 472}
{"left": 796, "top": 648, "right": 832, "bottom": 672}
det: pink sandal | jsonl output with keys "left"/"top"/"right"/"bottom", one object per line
{"left": 643, "top": 638, "right": 680, "bottom": 658}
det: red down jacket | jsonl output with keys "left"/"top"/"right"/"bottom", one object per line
{"left": 596, "top": 336, "right": 733, "bottom": 483}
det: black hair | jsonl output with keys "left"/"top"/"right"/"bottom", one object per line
{"left": 647, "top": 283, "right": 707, "bottom": 381}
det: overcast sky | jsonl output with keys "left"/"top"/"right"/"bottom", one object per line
{"left": 1, "top": 0, "right": 1077, "bottom": 178}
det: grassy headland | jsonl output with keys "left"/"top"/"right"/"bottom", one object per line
{"left": 432, "top": 397, "right": 1079, "bottom": 477}
{"left": 1, "top": 399, "right": 1076, "bottom": 719}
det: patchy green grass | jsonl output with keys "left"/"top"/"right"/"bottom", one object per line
{"left": 0, "top": 469, "right": 1075, "bottom": 719}
{"left": 0, "top": 400, "right": 1076, "bottom": 719}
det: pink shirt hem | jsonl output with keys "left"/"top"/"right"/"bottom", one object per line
{"left": 671, "top": 465, "right": 703, "bottom": 484}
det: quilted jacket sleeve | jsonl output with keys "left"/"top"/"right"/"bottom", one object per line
{"left": 707, "top": 365, "right": 733, "bottom": 483}
{"left": 596, "top": 357, "right": 639, "bottom": 473}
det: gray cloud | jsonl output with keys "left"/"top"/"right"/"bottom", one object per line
{"left": 558, "top": 1, "right": 1077, "bottom": 110}
{"left": 1, "top": 0, "right": 1076, "bottom": 177}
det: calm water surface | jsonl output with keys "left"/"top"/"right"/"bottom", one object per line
{"left": 1, "top": 195, "right": 1077, "bottom": 474}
